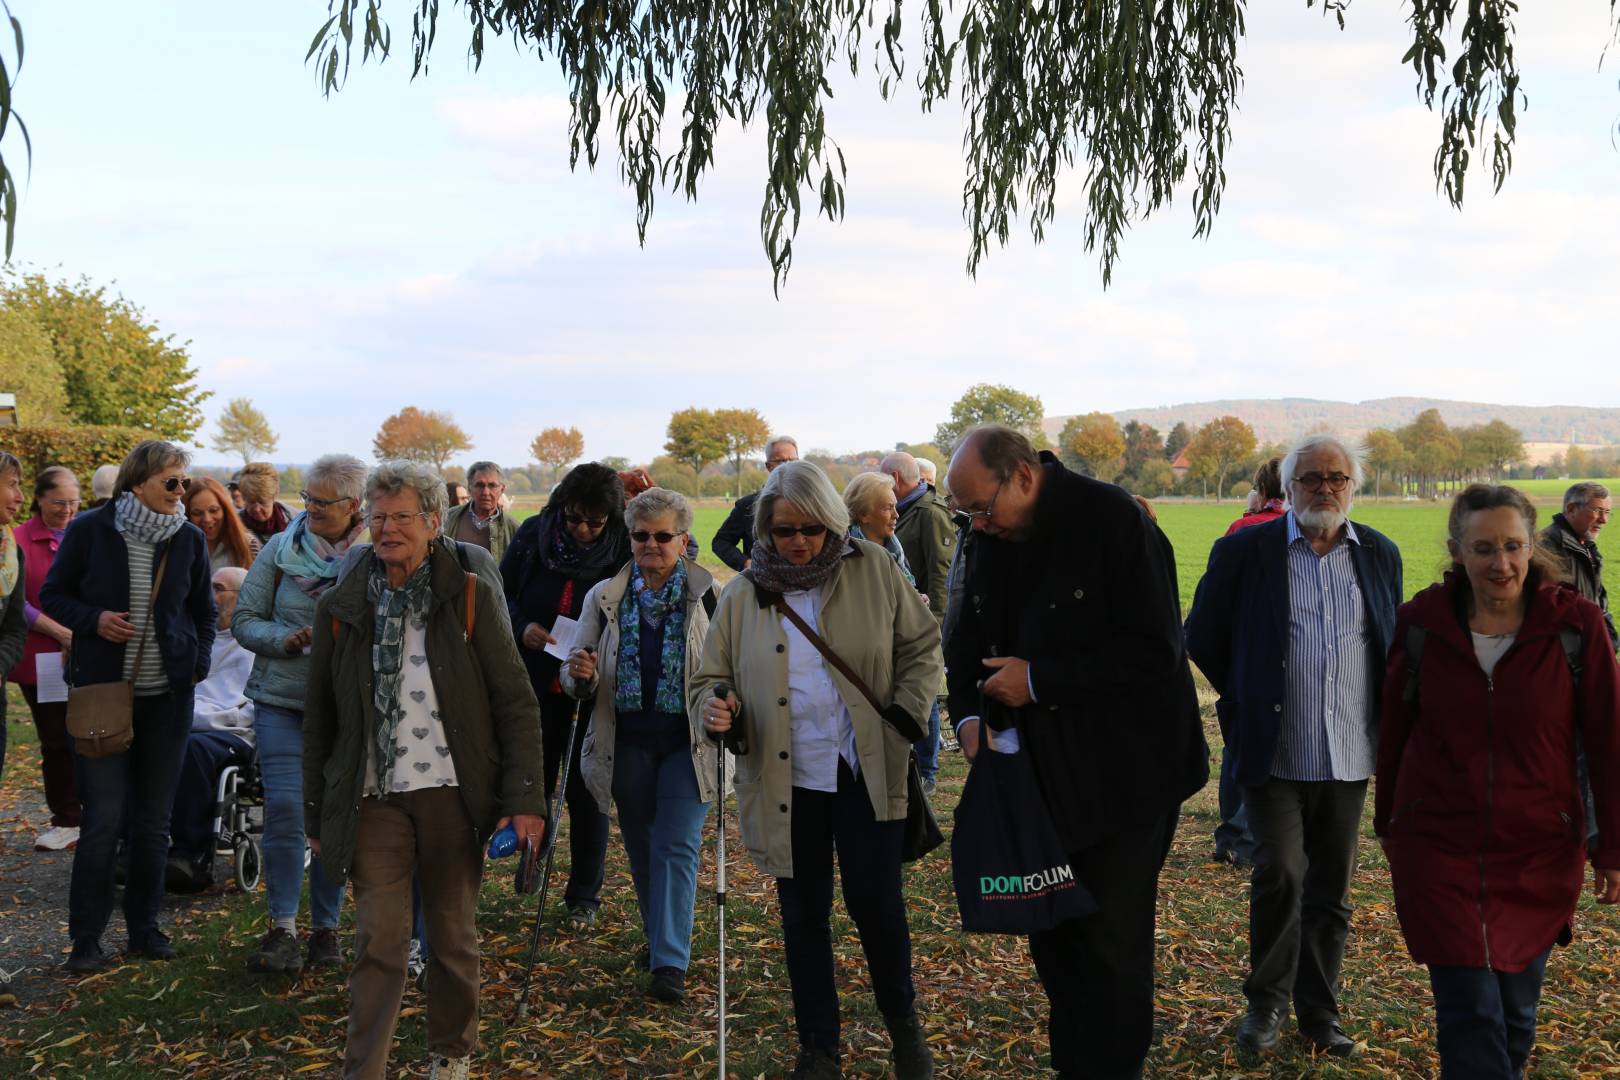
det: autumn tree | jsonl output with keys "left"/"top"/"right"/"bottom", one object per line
{"left": 713, "top": 408, "right": 772, "bottom": 498}
{"left": 1460, "top": 419, "right": 1525, "bottom": 482}
{"left": 0, "top": 305, "right": 69, "bottom": 424}
{"left": 1121, "top": 420, "right": 1164, "bottom": 482}
{"left": 0, "top": 272, "right": 209, "bottom": 441}
{"left": 530, "top": 426, "right": 585, "bottom": 486}
{"left": 1164, "top": 421, "right": 1193, "bottom": 463}
{"left": 1399, "top": 408, "right": 1462, "bottom": 499}
{"left": 1185, "top": 416, "right": 1257, "bottom": 501}
{"left": 1363, "top": 428, "right": 1408, "bottom": 500}
{"left": 212, "top": 398, "right": 280, "bottom": 464}
{"left": 935, "top": 384, "right": 1047, "bottom": 455}
{"left": 1058, "top": 412, "right": 1126, "bottom": 483}
{"left": 664, "top": 408, "right": 729, "bottom": 474}
{"left": 372, "top": 406, "right": 473, "bottom": 469}
{"left": 297, "top": 3, "right": 1574, "bottom": 291}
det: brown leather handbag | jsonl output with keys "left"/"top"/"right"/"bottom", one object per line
{"left": 66, "top": 551, "right": 170, "bottom": 758}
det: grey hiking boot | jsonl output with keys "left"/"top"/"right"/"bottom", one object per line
{"left": 248, "top": 927, "right": 303, "bottom": 975}
{"left": 885, "top": 1011, "right": 935, "bottom": 1079}
{"left": 790, "top": 1047, "right": 842, "bottom": 1079}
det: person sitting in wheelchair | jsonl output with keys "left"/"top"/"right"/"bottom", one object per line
{"left": 166, "top": 567, "right": 256, "bottom": 887}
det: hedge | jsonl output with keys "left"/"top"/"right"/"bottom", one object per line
{"left": 0, "top": 424, "right": 156, "bottom": 490}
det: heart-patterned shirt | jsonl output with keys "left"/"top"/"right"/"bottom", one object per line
{"left": 366, "top": 617, "right": 458, "bottom": 795}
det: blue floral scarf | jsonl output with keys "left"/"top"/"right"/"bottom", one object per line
{"left": 614, "top": 560, "right": 688, "bottom": 715}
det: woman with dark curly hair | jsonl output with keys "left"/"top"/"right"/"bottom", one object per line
{"left": 499, "top": 463, "right": 630, "bottom": 927}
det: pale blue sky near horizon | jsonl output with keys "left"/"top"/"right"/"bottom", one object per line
{"left": 11, "top": 3, "right": 1620, "bottom": 467}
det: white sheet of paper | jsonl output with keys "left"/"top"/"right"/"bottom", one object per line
{"left": 544, "top": 615, "right": 580, "bottom": 662}
{"left": 34, "top": 651, "right": 69, "bottom": 703}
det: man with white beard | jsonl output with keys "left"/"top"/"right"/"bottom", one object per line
{"left": 1185, "top": 435, "right": 1403, "bottom": 1060}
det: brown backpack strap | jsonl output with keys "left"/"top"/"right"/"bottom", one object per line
{"left": 463, "top": 572, "right": 477, "bottom": 642}
{"left": 771, "top": 596, "right": 884, "bottom": 714}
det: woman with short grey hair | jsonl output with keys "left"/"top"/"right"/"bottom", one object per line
{"left": 43, "top": 440, "right": 216, "bottom": 972}
{"left": 304, "top": 459, "right": 544, "bottom": 1080}
{"left": 233, "top": 452, "right": 368, "bottom": 976}
{"left": 696, "top": 459, "right": 942, "bottom": 1079}
{"left": 562, "top": 486, "right": 718, "bottom": 1004}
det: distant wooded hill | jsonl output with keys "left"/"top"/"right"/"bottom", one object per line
{"left": 1042, "top": 398, "right": 1620, "bottom": 447}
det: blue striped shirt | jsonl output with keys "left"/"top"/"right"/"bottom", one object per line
{"left": 1273, "top": 513, "right": 1377, "bottom": 782}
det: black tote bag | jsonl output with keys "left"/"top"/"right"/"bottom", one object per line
{"left": 952, "top": 739, "right": 1097, "bottom": 934}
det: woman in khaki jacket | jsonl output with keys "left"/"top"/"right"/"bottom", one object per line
{"left": 561, "top": 487, "right": 723, "bottom": 1007}
{"left": 693, "top": 461, "right": 942, "bottom": 1080}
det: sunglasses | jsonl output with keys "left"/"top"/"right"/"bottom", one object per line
{"left": 161, "top": 476, "right": 192, "bottom": 493}
{"left": 630, "top": 529, "right": 683, "bottom": 545}
{"left": 564, "top": 513, "right": 609, "bottom": 529}
{"left": 770, "top": 523, "right": 828, "bottom": 540}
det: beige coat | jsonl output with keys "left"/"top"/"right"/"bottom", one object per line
{"left": 689, "top": 541, "right": 942, "bottom": 878}
{"left": 561, "top": 558, "right": 730, "bottom": 812}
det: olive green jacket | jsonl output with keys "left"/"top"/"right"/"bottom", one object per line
{"left": 442, "top": 503, "right": 518, "bottom": 566}
{"left": 894, "top": 485, "right": 955, "bottom": 628}
{"left": 689, "top": 540, "right": 942, "bottom": 878}
{"left": 302, "top": 538, "right": 545, "bottom": 883}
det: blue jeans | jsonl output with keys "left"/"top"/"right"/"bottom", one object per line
{"left": 70, "top": 689, "right": 192, "bottom": 945}
{"left": 912, "top": 699, "right": 941, "bottom": 784}
{"left": 1213, "top": 747, "right": 1256, "bottom": 860}
{"left": 254, "top": 703, "right": 344, "bottom": 930}
{"left": 1429, "top": 950, "right": 1549, "bottom": 1079}
{"left": 610, "top": 732, "right": 711, "bottom": 973}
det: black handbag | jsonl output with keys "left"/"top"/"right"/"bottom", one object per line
{"left": 770, "top": 596, "right": 945, "bottom": 862}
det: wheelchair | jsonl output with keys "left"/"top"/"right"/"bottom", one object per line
{"left": 164, "top": 756, "right": 270, "bottom": 894}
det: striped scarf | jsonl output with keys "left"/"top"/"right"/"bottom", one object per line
{"left": 113, "top": 491, "right": 186, "bottom": 545}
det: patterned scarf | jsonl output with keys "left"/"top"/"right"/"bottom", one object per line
{"left": 744, "top": 533, "right": 852, "bottom": 594}
{"left": 614, "top": 559, "right": 689, "bottom": 715}
{"left": 539, "top": 507, "right": 628, "bottom": 581}
{"left": 276, "top": 511, "right": 365, "bottom": 598}
{"left": 368, "top": 554, "right": 435, "bottom": 794}
{"left": 850, "top": 525, "right": 916, "bottom": 588}
{"left": 0, "top": 527, "right": 16, "bottom": 596}
{"left": 113, "top": 491, "right": 186, "bottom": 545}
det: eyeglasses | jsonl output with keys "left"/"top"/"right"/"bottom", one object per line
{"left": 367, "top": 511, "right": 430, "bottom": 531}
{"left": 41, "top": 498, "right": 79, "bottom": 511}
{"left": 769, "top": 523, "right": 828, "bottom": 540}
{"left": 564, "top": 513, "right": 608, "bottom": 529}
{"left": 630, "top": 529, "right": 684, "bottom": 545}
{"left": 1293, "top": 472, "right": 1353, "bottom": 493}
{"left": 949, "top": 479, "right": 1005, "bottom": 522}
{"left": 301, "top": 490, "right": 354, "bottom": 512}
{"left": 471, "top": 481, "right": 504, "bottom": 491}
{"left": 160, "top": 476, "right": 192, "bottom": 493}
{"left": 1464, "top": 540, "right": 1530, "bottom": 560}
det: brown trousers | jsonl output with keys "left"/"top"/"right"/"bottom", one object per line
{"left": 344, "top": 787, "right": 484, "bottom": 1080}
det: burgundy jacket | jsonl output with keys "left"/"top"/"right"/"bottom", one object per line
{"left": 1376, "top": 572, "right": 1620, "bottom": 971}
{"left": 9, "top": 515, "right": 63, "bottom": 685}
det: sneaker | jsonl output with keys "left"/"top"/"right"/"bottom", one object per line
{"left": 407, "top": 938, "right": 428, "bottom": 990}
{"left": 920, "top": 777, "right": 937, "bottom": 798}
{"left": 428, "top": 1054, "right": 471, "bottom": 1080}
{"left": 566, "top": 904, "right": 596, "bottom": 929}
{"left": 647, "top": 966, "right": 685, "bottom": 1004}
{"left": 35, "top": 825, "right": 80, "bottom": 851}
{"left": 64, "top": 938, "right": 111, "bottom": 974}
{"left": 790, "top": 1047, "right": 843, "bottom": 1079}
{"left": 306, "top": 928, "right": 343, "bottom": 969}
{"left": 129, "top": 929, "right": 175, "bottom": 961}
{"left": 885, "top": 1011, "right": 935, "bottom": 1079}
{"left": 248, "top": 927, "right": 303, "bottom": 975}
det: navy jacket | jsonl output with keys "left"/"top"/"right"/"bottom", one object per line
{"left": 711, "top": 493, "right": 757, "bottom": 572}
{"left": 41, "top": 501, "right": 216, "bottom": 691}
{"left": 1185, "top": 514, "right": 1402, "bottom": 787}
{"left": 945, "top": 454, "right": 1207, "bottom": 852}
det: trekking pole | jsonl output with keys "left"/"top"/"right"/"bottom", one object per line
{"left": 517, "top": 656, "right": 591, "bottom": 1019}
{"left": 710, "top": 683, "right": 747, "bottom": 1078}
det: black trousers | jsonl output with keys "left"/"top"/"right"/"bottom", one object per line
{"left": 1241, "top": 777, "right": 1367, "bottom": 1025}
{"left": 1030, "top": 809, "right": 1178, "bottom": 1080}
{"left": 539, "top": 691, "right": 610, "bottom": 909}
{"left": 777, "top": 759, "right": 915, "bottom": 1055}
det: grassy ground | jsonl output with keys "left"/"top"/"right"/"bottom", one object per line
{"left": 5, "top": 697, "right": 1620, "bottom": 1077}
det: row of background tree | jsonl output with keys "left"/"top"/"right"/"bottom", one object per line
{"left": 0, "top": 271, "right": 1605, "bottom": 503}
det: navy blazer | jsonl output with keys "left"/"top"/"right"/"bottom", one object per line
{"left": 41, "top": 501, "right": 216, "bottom": 691}
{"left": 1185, "top": 514, "right": 1402, "bottom": 787}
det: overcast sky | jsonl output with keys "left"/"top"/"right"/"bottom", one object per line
{"left": 14, "top": 3, "right": 1620, "bottom": 465}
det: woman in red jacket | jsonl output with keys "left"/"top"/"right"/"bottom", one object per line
{"left": 1377, "top": 484, "right": 1620, "bottom": 1079}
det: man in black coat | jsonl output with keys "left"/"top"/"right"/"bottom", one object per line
{"left": 945, "top": 425, "right": 1207, "bottom": 1080}
{"left": 709, "top": 435, "right": 799, "bottom": 571}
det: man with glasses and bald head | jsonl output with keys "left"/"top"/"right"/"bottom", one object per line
{"left": 1186, "top": 434, "right": 1403, "bottom": 1059}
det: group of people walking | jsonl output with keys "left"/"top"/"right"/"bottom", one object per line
{"left": 2, "top": 426, "right": 1617, "bottom": 1080}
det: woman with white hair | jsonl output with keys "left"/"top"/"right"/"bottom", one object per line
{"left": 232, "top": 453, "right": 369, "bottom": 975}
{"left": 694, "top": 460, "right": 942, "bottom": 1080}
{"left": 303, "top": 460, "right": 544, "bottom": 1080}
{"left": 562, "top": 487, "right": 721, "bottom": 1005}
